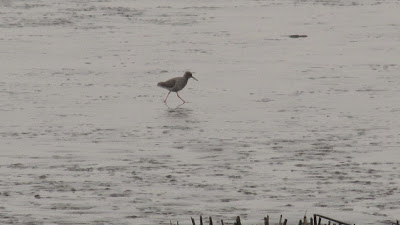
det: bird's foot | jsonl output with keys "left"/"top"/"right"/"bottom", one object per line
{"left": 176, "top": 103, "right": 185, "bottom": 108}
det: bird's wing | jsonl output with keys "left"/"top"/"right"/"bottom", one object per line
{"left": 158, "top": 77, "right": 177, "bottom": 89}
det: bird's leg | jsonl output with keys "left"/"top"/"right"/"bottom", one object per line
{"left": 176, "top": 92, "right": 186, "bottom": 103}
{"left": 164, "top": 91, "right": 171, "bottom": 103}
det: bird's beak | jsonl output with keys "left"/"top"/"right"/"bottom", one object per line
{"left": 192, "top": 76, "right": 198, "bottom": 81}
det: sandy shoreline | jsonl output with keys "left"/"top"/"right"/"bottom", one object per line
{"left": 1, "top": 0, "right": 400, "bottom": 224}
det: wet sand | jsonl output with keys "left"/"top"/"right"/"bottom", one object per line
{"left": 1, "top": 0, "right": 400, "bottom": 224}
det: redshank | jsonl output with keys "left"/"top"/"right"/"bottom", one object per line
{"left": 157, "top": 71, "right": 198, "bottom": 103}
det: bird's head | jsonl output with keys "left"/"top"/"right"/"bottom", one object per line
{"left": 184, "top": 71, "right": 198, "bottom": 81}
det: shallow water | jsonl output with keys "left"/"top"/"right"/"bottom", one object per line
{"left": 1, "top": 0, "right": 400, "bottom": 224}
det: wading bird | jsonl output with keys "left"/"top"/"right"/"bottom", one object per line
{"left": 157, "top": 71, "right": 198, "bottom": 104}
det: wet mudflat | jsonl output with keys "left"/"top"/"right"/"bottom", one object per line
{"left": 1, "top": 0, "right": 400, "bottom": 224}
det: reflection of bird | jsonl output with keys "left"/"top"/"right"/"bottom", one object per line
{"left": 157, "top": 71, "right": 198, "bottom": 104}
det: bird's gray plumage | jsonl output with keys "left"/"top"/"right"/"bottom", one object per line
{"left": 157, "top": 76, "right": 188, "bottom": 92}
